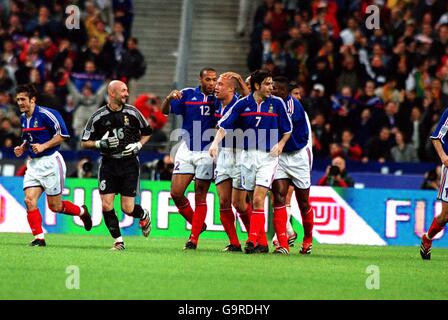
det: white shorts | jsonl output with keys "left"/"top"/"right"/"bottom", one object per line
{"left": 215, "top": 148, "right": 242, "bottom": 189}
{"left": 241, "top": 149, "right": 278, "bottom": 191}
{"left": 173, "top": 141, "right": 214, "bottom": 180}
{"left": 438, "top": 164, "right": 448, "bottom": 202}
{"left": 23, "top": 151, "right": 66, "bottom": 196}
{"left": 274, "top": 146, "right": 313, "bottom": 189}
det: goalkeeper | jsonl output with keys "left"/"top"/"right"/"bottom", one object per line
{"left": 81, "top": 80, "right": 152, "bottom": 250}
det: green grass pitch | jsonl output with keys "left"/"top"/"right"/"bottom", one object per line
{"left": 1, "top": 232, "right": 447, "bottom": 300}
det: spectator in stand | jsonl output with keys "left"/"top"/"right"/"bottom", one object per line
{"left": 71, "top": 60, "right": 105, "bottom": 93}
{"left": 317, "top": 156, "right": 354, "bottom": 188}
{"left": 362, "top": 126, "right": 394, "bottom": 163}
{"left": 340, "top": 129, "right": 363, "bottom": 161}
{"left": 311, "top": 112, "right": 332, "bottom": 158}
{"left": 113, "top": 0, "right": 134, "bottom": 41}
{"left": 265, "top": 0, "right": 289, "bottom": 41}
{"left": 117, "top": 37, "right": 146, "bottom": 102}
{"left": 390, "top": 130, "right": 418, "bottom": 163}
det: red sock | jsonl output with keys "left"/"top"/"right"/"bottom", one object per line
{"left": 238, "top": 203, "right": 252, "bottom": 232}
{"left": 190, "top": 202, "right": 207, "bottom": 244}
{"left": 428, "top": 217, "right": 446, "bottom": 239}
{"left": 274, "top": 206, "right": 288, "bottom": 249}
{"left": 61, "top": 200, "right": 81, "bottom": 216}
{"left": 27, "top": 208, "right": 43, "bottom": 236}
{"left": 301, "top": 207, "right": 314, "bottom": 240}
{"left": 248, "top": 210, "right": 262, "bottom": 244}
{"left": 252, "top": 209, "right": 267, "bottom": 246}
{"left": 220, "top": 208, "right": 240, "bottom": 246}
{"left": 177, "top": 199, "right": 194, "bottom": 224}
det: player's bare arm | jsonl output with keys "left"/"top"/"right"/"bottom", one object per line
{"left": 209, "top": 127, "right": 226, "bottom": 159}
{"left": 162, "top": 90, "right": 182, "bottom": 115}
{"left": 14, "top": 141, "right": 27, "bottom": 157}
{"left": 270, "top": 132, "right": 291, "bottom": 157}
{"left": 31, "top": 134, "right": 66, "bottom": 154}
{"left": 432, "top": 139, "right": 448, "bottom": 166}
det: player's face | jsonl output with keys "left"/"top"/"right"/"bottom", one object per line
{"left": 214, "top": 76, "right": 232, "bottom": 100}
{"left": 290, "top": 88, "right": 301, "bottom": 100}
{"left": 200, "top": 71, "right": 217, "bottom": 95}
{"left": 257, "top": 77, "right": 273, "bottom": 99}
{"left": 16, "top": 93, "right": 35, "bottom": 114}
{"left": 272, "top": 82, "right": 288, "bottom": 100}
{"left": 114, "top": 83, "right": 129, "bottom": 105}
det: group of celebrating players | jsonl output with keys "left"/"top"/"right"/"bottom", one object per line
{"left": 162, "top": 68, "right": 314, "bottom": 255}
{"left": 13, "top": 66, "right": 448, "bottom": 259}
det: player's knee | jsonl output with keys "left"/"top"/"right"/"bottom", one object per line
{"left": 24, "top": 197, "right": 38, "bottom": 211}
{"left": 49, "top": 203, "right": 63, "bottom": 213}
{"left": 101, "top": 202, "right": 114, "bottom": 212}
{"left": 219, "top": 197, "right": 231, "bottom": 209}
{"left": 170, "top": 190, "right": 184, "bottom": 203}
{"left": 121, "top": 205, "right": 134, "bottom": 216}
{"left": 232, "top": 200, "right": 246, "bottom": 214}
{"left": 273, "top": 193, "right": 286, "bottom": 207}
{"left": 252, "top": 195, "right": 265, "bottom": 209}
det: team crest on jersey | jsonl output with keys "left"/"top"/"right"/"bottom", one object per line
{"left": 268, "top": 104, "right": 274, "bottom": 113}
{"left": 33, "top": 119, "right": 39, "bottom": 127}
{"left": 124, "top": 115, "right": 129, "bottom": 126}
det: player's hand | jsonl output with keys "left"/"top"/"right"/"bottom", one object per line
{"left": 122, "top": 142, "right": 142, "bottom": 156}
{"left": 209, "top": 143, "right": 219, "bottom": 160}
{"left": 168, "top": 90, "right": 182, "bottom": 100}
{"left": 441, "top": 155, "right": 448, "bottom": 167}
{"left": 14, "top": 141, "right": 26, "bottom": 157}
{"left": 95, "top": 136, "right": 119, "bottom": 151}
{"left": 269, "top": 143, "right": 284, "bottom": 157}
{"left": 31, "top": 143, "right": 46, "bottom": 154}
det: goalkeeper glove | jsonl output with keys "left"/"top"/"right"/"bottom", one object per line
{"left": 122, "top": 142, "right": 142, "bottom": 156}
{"left": 95, "top": 135, "right": 119, "bottom": 151}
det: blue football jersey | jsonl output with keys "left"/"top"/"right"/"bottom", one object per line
{"left": 214, "top": 94, "right": 240, "bottom": 148}
{"left": 20, "top": 106, "right": 70, "bottom": 158}
{"left": 170, "top": 86, "right": 217, "bottom": 151}
{"left": 431, "top": 107, "right": 448, "bottom": 155}
{"left": 283, "top": 95, "right": 311, "bottom": 153}
{"left": 218, "top": 93, "right": 292, "bottom": 152}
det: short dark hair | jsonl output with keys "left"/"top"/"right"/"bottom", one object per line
{"left": 250, "top": 70, "right": 272, "bottom": 91}
{"left": 199, "top": 67, "right": 217, "bottom": 78}
{"left": 16, "top": 84, "right": 37, "bottom": 99}
{"left": 129, "top": 37, "right": 138, "bottom": 45}
{"left": 273, "top": 76, "right": 289, "bottom": 88}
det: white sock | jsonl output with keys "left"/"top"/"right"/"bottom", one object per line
{"left": 286, "top": 206, "right": 295, "bottom": 236}
{"left": 115, "top": 236, "right": 124, "bottom": 243}
{"left": 35, "top": 233, "right": 44, "bottom": 240}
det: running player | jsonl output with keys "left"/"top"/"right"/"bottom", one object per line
{"left": 14, "top": 84, "right": 92, "bottom": 246}
{"left": 81, "top": 80, "right": 152, "bottom": 250}
{"left": 420, "top": 107, "right": 448, "bottom": 259}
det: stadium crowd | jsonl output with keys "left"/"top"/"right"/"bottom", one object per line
{"left": 248, "top": 0, "right": 448, "bottom": 163}
{"left": 0, "top": 0, "right": 168, "bottom": 152}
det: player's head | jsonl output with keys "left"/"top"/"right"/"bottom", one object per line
{"left": 215, "top": 73, "right": 237, "bottom": 100}
{"left": 250, "top": 70, "right": 273, "bottom": 98}
{"left": 272, "top": 76, "right": 289, "bottom": 100}
{"left": 290, "top": 83, "right": 304, "bottom": 100}
{"left": 108, "top": 80, "right": 129, "bottom": 107}
{"left": 199, "top": 67, "right": 217, "bottom": 95}
{"left": 16, "top": 83, "right": 37, "bottom": 114}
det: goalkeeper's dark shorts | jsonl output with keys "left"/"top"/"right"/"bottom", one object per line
{"left": 98, "top": 156, "right": 140, "bottom": 197}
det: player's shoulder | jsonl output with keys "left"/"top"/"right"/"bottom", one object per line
{"left": 36, "top": 106, "right": 63, "bottom": 118}
{"left": 123, "top": 104, "right": 139, "bottom": 112}
{"left": 88, "top": 105, "right": 110, "bottom": 120}
{"left": 180, "top": 87, "right": 196, "bottom": 95}
{"left": 270, "top": 95, "right": 286, "bottom": 107}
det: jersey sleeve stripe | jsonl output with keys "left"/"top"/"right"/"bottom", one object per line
{"left": 40, "top": 108, "right": 62, "bottom": 135}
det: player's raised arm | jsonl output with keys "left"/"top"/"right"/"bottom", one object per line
{"left": 162, "top": 90, "right": 183, "bottom": 115}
